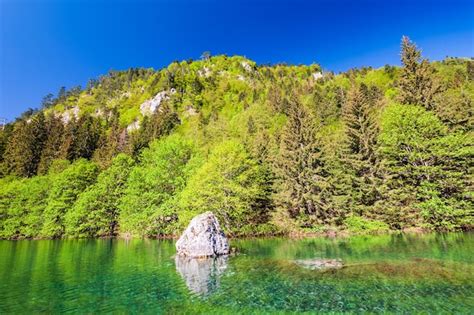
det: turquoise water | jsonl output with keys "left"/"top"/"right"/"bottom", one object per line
{"left": 0, "top": 233, "right": 473, "bottom": 313}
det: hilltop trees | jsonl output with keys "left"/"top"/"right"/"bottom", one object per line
{"left": 0, "top": 43, "right": 473, "bottom": 240}
{"left": 0, "top": 124, "right": 13, "bottom": 176}
{"left": 398, "top": 36, "right": 440, "bottom": 108}
{"left": 3, "top": 113, "right": 46, "bottom": 177}
{"left": 38, "top": 115, "right": 65, "bottom": 174}
{"left": 127, "top": 104, "right": 180, "bottom": 157}
{"left": 93, "top": 110, "right": 126, "bottom": 169}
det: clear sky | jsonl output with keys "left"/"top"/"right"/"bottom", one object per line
{"left": 1, "top": 0, "right": 473, "bottom": 120}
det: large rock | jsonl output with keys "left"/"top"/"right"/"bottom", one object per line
{"left": 176, "top": 212, "right": 229, "bottom": 258}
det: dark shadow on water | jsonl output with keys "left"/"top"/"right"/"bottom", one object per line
{"left": 174, "top": 255, "right": 228, "bottom": 296}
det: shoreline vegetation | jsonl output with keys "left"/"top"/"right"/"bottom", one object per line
{"left": 5, "top": 224, "right": 473, "bottom": 242}
{"left": 1, "top": 37, "right": 473, "bottom": 240}
{"left": 4, "top": 222, "right": 474, "bottom": 241}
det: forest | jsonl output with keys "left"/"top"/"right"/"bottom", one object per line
{"left": 0, "top": 37, "right": 472, "bottom": 239}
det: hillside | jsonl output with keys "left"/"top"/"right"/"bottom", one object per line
{"left": 0, "top": 38, "right": 473, "bottom": 239}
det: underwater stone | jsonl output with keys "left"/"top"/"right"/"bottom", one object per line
{"left": 294, "top": 258, "right": 343, "bottom": 270}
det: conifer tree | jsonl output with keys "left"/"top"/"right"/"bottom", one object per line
{"left": 93, "top": 110, "right": 125, "bottom": 169}
{"left": 59, "top": 119, "right": 77, "bottom": 160}
{"left": 4, "top": 113, "right": 46, "bottom": 177}
{"left": 38, "top": 115, "right": 65, "bottom": 174}
{"left": 0, "top": 124, "right": 13, "bottom": 176}
{"left": 71, "top": 114, "right": 102, "bottom": 160}
{"left": 274, "top": 98, "right": 333, "bottom": 225}
{"left": 398, "top": 36, "right": 440, "bottom": 109}
{"left": 343, "top": 84, "right": 381, "bottom": 215}
{"left": 127, "top": 104, "right": 179, "bottom": 157}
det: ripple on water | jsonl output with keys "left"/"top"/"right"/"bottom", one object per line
{"left": 0, "top": 233, "right": 473, "bottom": 313}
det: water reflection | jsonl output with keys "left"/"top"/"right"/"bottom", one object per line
{"left": 175, "top": 255, "right": 228, "bottom": 296}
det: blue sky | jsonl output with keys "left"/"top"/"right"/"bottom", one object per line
{"left": 1, "top": 0, "right": 473, "bottom": 120}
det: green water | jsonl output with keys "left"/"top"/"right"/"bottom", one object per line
{"left": 1, "top": 233, "right": 473, "bottom": 314}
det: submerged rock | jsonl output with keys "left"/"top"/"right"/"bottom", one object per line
{"left": 176, "top": 212, "right": 230, "bottom": 258}
{"left": 294, "top": 258, "right": 343, "bottom": 270}
{"left": 175, "top": 255, "right": 228, "bottom": 296}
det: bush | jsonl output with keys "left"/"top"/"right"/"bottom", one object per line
{"left": 344, "top": 215, "right": 389, "bottom": 234}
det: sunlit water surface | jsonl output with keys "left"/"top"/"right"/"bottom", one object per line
{"left": 1, "top": 233, "right": 473, "bottom": 313}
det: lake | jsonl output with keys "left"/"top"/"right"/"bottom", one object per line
{"left": 1, "top": 233, "right": 473, "bottom": 313}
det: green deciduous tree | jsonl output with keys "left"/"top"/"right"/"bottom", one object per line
{"left": 177, "top": 140, "right": 270, "bottom": 234}
{"left": 118, "top": 136, "right": 194, "bottom": 237}
{"left": 0, "top": 175, "right": 51, "bottom": 239}
{"left": 378, "top": 104, "right": 473, "bottom": 229}
{"left": 41, "top": 159, "right": 98, "bottom": 238}
{"left": 65, "top": 154, "right": 134, "bottom": 237}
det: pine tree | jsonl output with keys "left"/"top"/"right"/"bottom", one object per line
{"left": 4, "top": 113, "right": 46, "bottom": 177}
{"left": 467, "top": 60, "right": 474, "bottom": 81}
{"left": 0, "top": 124, "right": 14, "bottom": 176}
{"left": 274, "top": 98, "right": 333, "bottom": 225}
{"left": 93, "top": 110, "right": 125, "bottom": 169}
{"left": 38, "top": 115, "right": 65, "bottom": 174}
{"left": 343, "top": 84, "right": 381, "bottom": 215}
{"left": 127, "top": 104, "right": 180, "bottom": 157}
{"left": 59, "top": 114, "right": 102, "bottom": 161}
{"left": 344, "top": 84, "right": 379, "bottom": 164}
{"left": 398, "top": 36, "right": 440, "bottom": 109}
{"left": 59, "top": 119, "right": 77, "bottom": 160}
{"left": 71, "top": 114, "right": 102, "bottom": 160}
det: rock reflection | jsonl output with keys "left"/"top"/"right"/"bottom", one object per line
{"left": 175, "top": 255, "right": 228, "bottom": 296}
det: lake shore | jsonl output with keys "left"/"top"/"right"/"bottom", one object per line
{"left": 3, "top": 225, "right": 468, "bottom": 241}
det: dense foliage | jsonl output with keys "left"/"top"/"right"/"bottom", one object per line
{"left": 0, "top": 37, "right": 472, "bottom": 239}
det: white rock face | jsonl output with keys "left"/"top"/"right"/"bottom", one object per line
{"left": 198, "top": 67, "right": 212, "bottom": 78}
{"left": 127, "top": 120, "right": 140, "bottom": 132}
{"left": 176, "top": 212, "right": 230, "bottom": 258}
{"left": 312, "top": 72, "right": 323, "bottom": 80}
{"left": 185, "top": 106, "right": 198, "bottom": 117}
{"left": 139, "top": 91, "right": 169, "bottom": 116}
{"left": 91, "top": 108, "right": 104, "bottom": 118}
{"left": 241, "top": 61, "right": 253, "bottom": 72}
{"left": 175, "top": 255, "right": 228, "bottom": 296}
{"left": 56, "top": 106, "right": 80, "bottom": 124}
